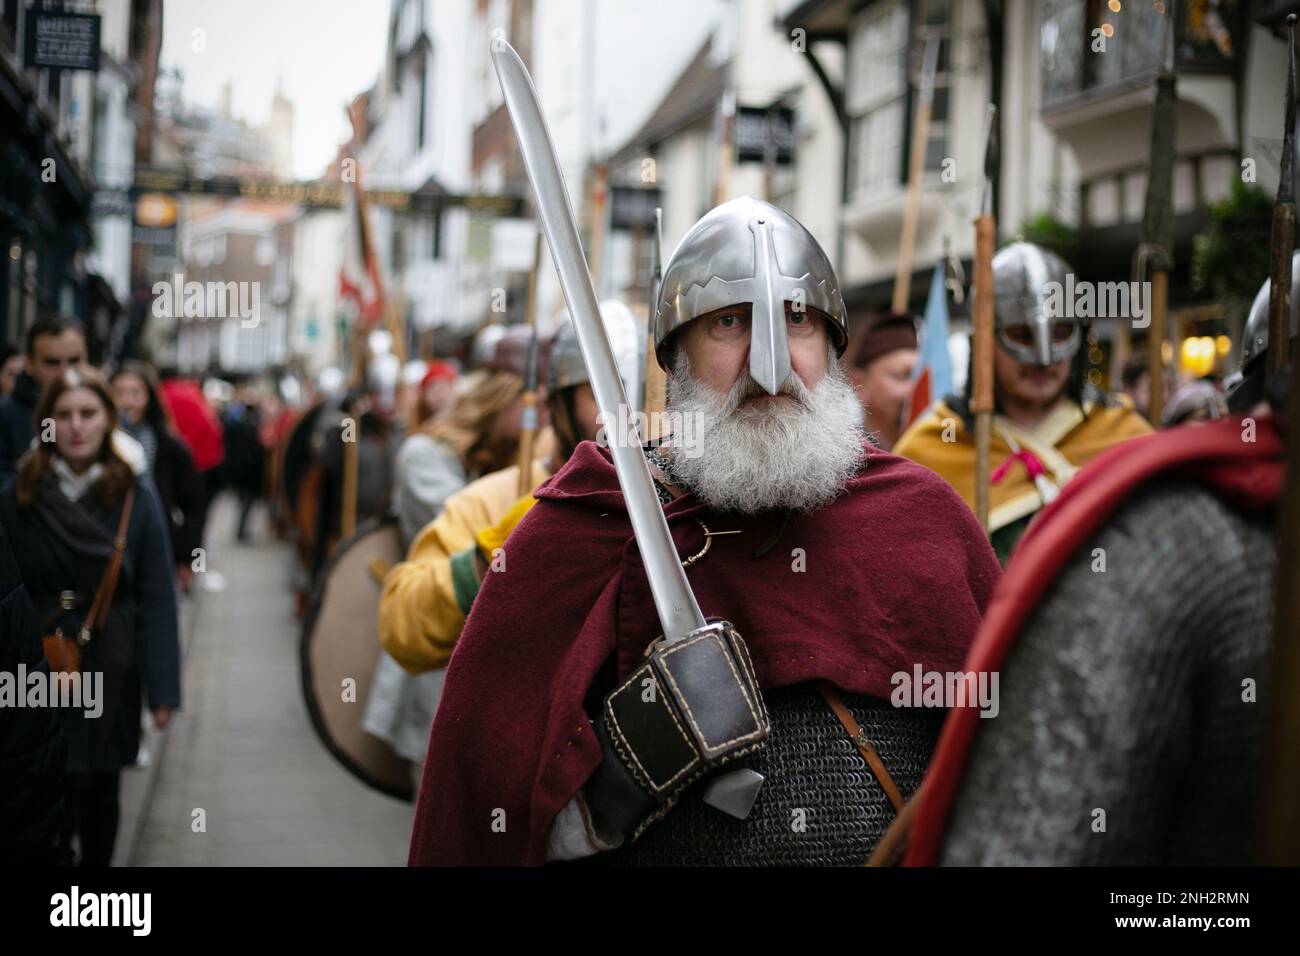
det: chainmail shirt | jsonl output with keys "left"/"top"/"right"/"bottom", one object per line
{"left": 593, "top": 684, "right": 944, "bottom": 866}
{"left": 940, "top": 480, "right": 1275, "bottom": 865}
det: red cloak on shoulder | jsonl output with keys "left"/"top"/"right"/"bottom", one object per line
{"left": 905, "top": 414, "right": 1286, "bottom": 866}
{"left": 409, "top": 441, "right": 1001, "bottom": 865}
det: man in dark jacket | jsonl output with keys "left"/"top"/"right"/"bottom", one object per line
{"left": 0, "top": 520, "right": 70, "bottom": 865}
{"left": 0, "top": 315, "right": 87, "bottom": 485}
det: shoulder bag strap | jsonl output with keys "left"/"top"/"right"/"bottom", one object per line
{"left": 79, "top": 487, "right": 135, "bottom": 644}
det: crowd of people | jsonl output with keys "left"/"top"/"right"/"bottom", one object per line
{"left": 0, "top": 314, "right": 310, "bottom": 865}
{"left": 0, "top": 200, "right": 1289, "bottom": 869}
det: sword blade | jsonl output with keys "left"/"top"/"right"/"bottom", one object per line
{"left": 492, "top": 41, "right": 705, "bottom": 642}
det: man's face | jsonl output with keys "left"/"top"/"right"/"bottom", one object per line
{"left": 1126, "top": 372, "right": 1150, "bottom": 416}
{"left": 853, "top": 347, "right": 917, "bottom": 425}
{"left": 112, "top": 373, "right": 150, "bottom": 426}
{"left": 422, "top": 378, "right": 455, "bottom": 417}
{"left": 679, "top": 303, "right": 831, "bottom": 401}
{"left": 0, "top": 353, "right": 25, "bottom": 396}
{"left": 994, "top": 342, "right": 1069, "bottom": 409}
{"left": 29, "top": 330, "right": 87, "bottom": 391}
{"left": 570, "top": 383, "right": 600, "bottom": 443}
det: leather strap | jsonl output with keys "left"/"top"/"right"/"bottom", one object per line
{"left": 816, "top": 680, "right": 905, "bottom": 813}
{"left": 81, "top": 487, "right": 134, "bottom": 643}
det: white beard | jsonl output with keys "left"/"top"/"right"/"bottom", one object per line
{"left": 663, "top": 350, "right": 867, "bottom": 514}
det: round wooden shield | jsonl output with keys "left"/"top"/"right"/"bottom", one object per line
{"left": 300, "top": 517, "right": 415, "bottom": 801}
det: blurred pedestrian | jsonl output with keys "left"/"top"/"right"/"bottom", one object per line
{"left": 0, "top": 343, "right": 24, "bottom": 398}
{"left": 0, "top": 315, "right": 88, "bottom": 485}
{"left": 413, "top": 359, "right": 459, "bottom": 427}
{"left": 0, "top": 366, "right": 180, "bottom": 866}
{"left": 158, "top": 373, "right": 225, "bottom": 549}
{"left": 111, "top": 361, "right": 206, "bottom": 590}
{"left": 221, "top": 383, "right": 266, "bottom": 542}
{"left": 846, "top": 313, "right": 918, "bottom": 451}
{"left": 392, "top": 365, "right": 527, "bottom": 545}
{"left": 0, "top": 518, "right": 70, "bottom": 865}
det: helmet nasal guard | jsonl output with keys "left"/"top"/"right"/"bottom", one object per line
{"left": 653, "top": 197, "right": 847, "bottom": 394}
{"left": 992, "top": 241, "right": 1080, "bottom": 368}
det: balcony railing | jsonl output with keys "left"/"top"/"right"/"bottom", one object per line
{"left": 1041, "top": 0, "right": 1239, "bottom": 112}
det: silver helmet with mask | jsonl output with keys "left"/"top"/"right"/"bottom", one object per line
{"left": 653, "top": 196, "right": 847, "bottom": 395}
{"left": 992, "top": 241, "right": 1079, "bottom": 368}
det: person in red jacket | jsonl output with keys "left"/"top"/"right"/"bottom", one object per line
{"left": 159, "top": 374, "right": 225, "bottom": 548}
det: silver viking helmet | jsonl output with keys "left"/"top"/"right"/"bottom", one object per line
{"left": 549, "top": 299, "right": 643, "bottom": 401}
{"left": 364, "top": 329, "right": 402, "bottom": 416}
{"left": 654, "top": 196, "right": 848, "bottom": 395}
{"left": 992, "top": 241, "right": 1080, "bottom": 367}
{"left": 1239, "top": 250, "right": 1300, "bottom": 371}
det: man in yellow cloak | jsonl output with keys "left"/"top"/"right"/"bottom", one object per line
{"left": 895, "top": 243, "right": 1151, "bottom": 561}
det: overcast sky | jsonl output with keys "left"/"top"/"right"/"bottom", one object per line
{"left": 160, "top": 0, "right": 723, "bottom": 182}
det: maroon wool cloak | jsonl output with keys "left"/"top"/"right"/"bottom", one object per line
{"left": 409, "top": 440, "right": 1000, "bottom": 865}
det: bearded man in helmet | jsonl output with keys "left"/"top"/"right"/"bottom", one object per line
{"left": 407, "top": 197, "right": 1000, "bottom": 866}
{"left": 894, "top": 242, "right": 1151, "bottom": 562}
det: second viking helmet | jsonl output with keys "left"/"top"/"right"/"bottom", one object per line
{"left": 653, "top": 196, "right": 848, "bottom": 395}
{"left": 1239, "top": 250, "right": 1300, "bottom": 372}
{"left": 548, "top": 299, "right": 643, "bottom": 402}
{"left": 992, "top": 241, "right": 1080, "bottom": 368}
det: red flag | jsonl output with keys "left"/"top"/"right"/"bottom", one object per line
{"left": 903, "top": 365, "right": 932, "bottom": 431}
{"left": 338, "top": 156, "right": 384, "bottom": 329}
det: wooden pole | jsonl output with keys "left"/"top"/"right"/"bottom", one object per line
{"left": 643, "top": 208, "right": 666, "bottom": 431}
{"left": 515, "top": 230, "right": 543, "bottom": 497}
{"left": 892, "top": 36, "right": 940, "bottom": 317}
{"left": 340, "top": 423, "right": 358, "bottom": 539}
{"left": 714, "top": 93, "right": 735, "bottom": 207}
{"left": 972, "top": 213, "right": 995, "bottom": 534}
{"left": 1147, "top": 270, "right": 1168, "bottom": 425}
{"left": 972, "top": 104, "right": 998, "bottom": 535}
{"left": 588, "top": 162, "right": 609, "bottom": 293}
{"left": 1257, "top": 14, "right": 1298, "bottom": 865}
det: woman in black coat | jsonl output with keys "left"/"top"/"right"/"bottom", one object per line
{"left": 111, "top": 361, "right": 205, "bottom": 591}
{"left": 0, "top": 518, "right": 69, "bottom": 864}
{"left": 0, "top": 365, "right": 180, "bottom": 866}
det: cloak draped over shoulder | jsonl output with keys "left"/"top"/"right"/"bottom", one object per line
{"left": 409, "top": 440, "right": 1000, "bottom": 865}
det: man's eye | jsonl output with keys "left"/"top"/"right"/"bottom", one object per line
{"left": 718, "top": 314, "right": 738, "bottom": 328}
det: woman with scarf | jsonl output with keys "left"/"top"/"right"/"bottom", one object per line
{"left": 111, "top": 361, "right": 205, "bottom": 591}
{"left": 0, "top": 366, "right": 180, "bottom": 866}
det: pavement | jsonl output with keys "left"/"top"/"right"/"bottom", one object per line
{"left": 121, "top": 495, "right": 415, "bottom": 866}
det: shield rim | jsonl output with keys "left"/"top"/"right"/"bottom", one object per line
{"left": 299, "top": 515, "right": 415, "bottom": 802}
